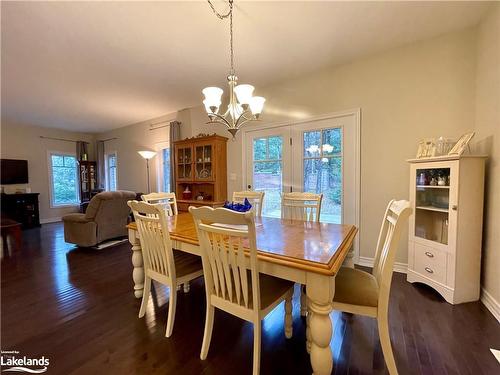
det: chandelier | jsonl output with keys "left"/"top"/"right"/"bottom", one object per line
{"left": 202, "top": 0, "right": 265, "bottom": 138}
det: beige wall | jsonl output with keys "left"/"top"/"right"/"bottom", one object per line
{"left": 2, "top": 15, "right": 496, "bottom": 304}
{"left": 189, "top": 28, "right": 477, "bottom": 264}
{"left": 474, "top": 4, "right": 500, "bottom": 304}
{"left": 97, "top": 109, "right": 191, "bottom": 194}
{"left": 0, "top": 121, "right": 95, "bottom": 221}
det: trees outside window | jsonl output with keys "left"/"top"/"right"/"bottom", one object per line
{"left": 154, "top": 141, "right": 171, "bottom": 193}
{"left": 49, "top": 153, "right": 79, "bottom": 206}
{"left": 162, "top": 148, "right": 171, "bottom": 192}
{"left": 106, "top": 152, "right": 117, "bottom": 191}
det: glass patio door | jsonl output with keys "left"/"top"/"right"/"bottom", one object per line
{"left": 245, "top": 112, "right": 358, "bottom": 225}
{"left": 290, "top": 115, "right": 357, "bottom": 225}
{"left": 245, "top": 127, "right": 291, "bottom": 218}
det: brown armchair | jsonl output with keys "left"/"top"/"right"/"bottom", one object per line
{"left": 62, "top": 190, "right": 136, "bottom": 247}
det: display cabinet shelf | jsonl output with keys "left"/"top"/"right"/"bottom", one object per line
{"left": 416, "top": 185, "right": 450, "bottom": 189}
{"left": 415, "top": 206, "right": 449, "bottom": 213}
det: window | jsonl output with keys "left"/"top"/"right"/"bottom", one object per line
{"left": 49, "top": 152, "right": 79, "bottom": 206}
{"left": 155, "top": 141, "right": 171, "bottom": 192}
{"left": 161, "top": 148, "right": 171, "bottom": 192}
{"left": 105, "top": 152, "right": 117, "bottom": 191}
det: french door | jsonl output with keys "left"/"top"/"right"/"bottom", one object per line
{"left": 244, "top": 112, "right": 359, "bottom": 226}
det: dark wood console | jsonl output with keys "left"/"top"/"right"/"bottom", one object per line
{"left": 1, "top": 193, "right": 40, "bottom": 229}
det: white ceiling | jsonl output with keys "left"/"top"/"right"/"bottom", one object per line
{"left": 1, "top": 1, "right": 491, "bottom": 133}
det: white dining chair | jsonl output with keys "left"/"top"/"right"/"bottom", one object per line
{"left": 141, "top": 192, "right": 178, "bottom": 216}
{"left": 128, "top": 200, "right": 203, "bottom": 337}
{"left": 232, "top": 190, "right": 265, "bottom": 217}
{"left": 141, "top": 192, "right": 193, "bottom": 292}
{"left": 189, "top": 206, "right": 294, "bottom": 375}
{"left": 281, "top": 192, "right": 323, "bottom": 316}
{"left": 331, "top": 199, "right": 412, "bottom": 375}
{"left": 281, "top": 192, "right": 323, "bottom": 222}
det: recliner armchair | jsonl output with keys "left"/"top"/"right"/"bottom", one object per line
{"left": 62, "top": 190, "right": 136, "bottom": 247}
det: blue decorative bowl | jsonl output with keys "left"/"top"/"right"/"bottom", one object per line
{"left": 223, "top": 198, "right": 253, "bottom": 212}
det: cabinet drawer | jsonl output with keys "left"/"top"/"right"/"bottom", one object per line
{"left": 414, "top": 244, "right": 447, "bottom": 284}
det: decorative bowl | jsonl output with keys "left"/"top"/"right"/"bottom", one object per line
{"left": 223, "top": 198, "right": 252, "bottom": 212}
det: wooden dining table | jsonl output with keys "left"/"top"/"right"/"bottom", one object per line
{"left": 127, "top": 212, "right": 357, "bottom": 375}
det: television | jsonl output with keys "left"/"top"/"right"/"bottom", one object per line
{"left": 1, "top": 159, "right": 29, "bottom": 184}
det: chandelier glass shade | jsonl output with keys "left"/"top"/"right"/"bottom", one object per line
{"left": 203, "top": 0, "right": 265, "bottom": 138}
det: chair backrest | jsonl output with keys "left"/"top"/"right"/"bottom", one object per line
{"left": 141, "top": 192, "right": 178, "bottom": 216}
{"left": 372, "top": 200, "right": 412, "bottom": 308}
{"left": 281, "top": 192, "right": 323, "bottom": 222}
{"left": 189, "top": 206, "right": 261, "bottom": 311}
{"left": 232, "top": 191, "right": 265, "bottom": 217}
{"left": 128, "top": 200, "right": 176, "bottom": 283}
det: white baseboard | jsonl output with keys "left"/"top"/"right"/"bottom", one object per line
{"left": 356, "top": 256, "right": 408, "bottom": 274}
{"left": 40, "top": 217, "right": 62, "bottom": 224}
{"left": 481, "top": 287, "right": 500, "bottom": 323}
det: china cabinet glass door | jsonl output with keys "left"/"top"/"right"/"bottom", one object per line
{"left": 413, "top": 166, "right": 455, "bottom": 247}
{"left": 176, "top": 146, "right": 192, "bottom": 181}
{"left": 195, "top": 143, "right": 213, "bottom": 181}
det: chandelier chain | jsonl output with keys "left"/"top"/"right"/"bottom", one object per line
{"left": 207, "top": 0, "right": 235, "bottom": 75}
{"left": 207, "top": 0, "right": 232, "bottom": 19}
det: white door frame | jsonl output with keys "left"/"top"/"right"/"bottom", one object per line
{"left": 241, "top": 108, "right": 361, "bottom": 263}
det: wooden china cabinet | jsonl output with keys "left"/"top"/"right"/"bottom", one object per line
{"left": 174, "top": 135, "right": 228, "bottom": 212}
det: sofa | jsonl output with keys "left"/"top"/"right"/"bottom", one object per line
{"left": 62, "top": 190, "right": 136, "bottom": 247}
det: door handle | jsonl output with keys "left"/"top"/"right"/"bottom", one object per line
{"left": 452, "top": 205, "right": 458, "bottom": 211}
{"left": 247, "top": 184, "right": 252, "bottom": 189}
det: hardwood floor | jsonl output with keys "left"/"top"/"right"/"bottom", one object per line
{"left": 1, "top": 223, "right": 499, "bottom": 374}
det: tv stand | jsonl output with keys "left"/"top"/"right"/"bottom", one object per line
{"left": 1, "top": 193, "right": 40, "bottom": 229}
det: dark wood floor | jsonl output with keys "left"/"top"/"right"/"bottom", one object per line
{"left": 1, "top": 223, "right": 499, "bottom": 375}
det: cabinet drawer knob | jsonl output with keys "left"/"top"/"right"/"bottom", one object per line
{"left": 425, "top": 251, "right": 434, "bottom": 258}
{"left": 424, "top": 267, "right": 434, "bottom": 274}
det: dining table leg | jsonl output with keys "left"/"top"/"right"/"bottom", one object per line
{"left": 306, "top": 272, "right": 335, "bottom": 375}
{"left": 128, "top": 228, "right": 144, "bottom": 299}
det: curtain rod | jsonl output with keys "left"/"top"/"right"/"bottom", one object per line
{"left": 39, "top": 136, "right": 89, "bottom": 143}
{"left": 149, "top": 120, "right": 181, "bottom": 131}
{"left": 98, "top": 137, "right": 118, "bottom": 142}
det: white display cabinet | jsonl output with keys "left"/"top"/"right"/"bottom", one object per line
{"left": 407, "top": 155, "right": 486, "bottom": 304}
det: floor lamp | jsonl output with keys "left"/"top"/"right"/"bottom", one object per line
{"left": 138, "top": 151, "right": 156, "bottom": 194}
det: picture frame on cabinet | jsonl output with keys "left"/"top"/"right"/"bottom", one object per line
{"left": 416, "top": 138, "right": 436, "bottom": 158}
{"left": 448, "top": 132, "right": 475, "bottom": 156}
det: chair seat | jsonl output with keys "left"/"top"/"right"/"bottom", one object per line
{"left": 333, "top": 267, "right": 379, "bottom": 307}
{"left": 253, "top": 273, "right": 294, "bottom": 310}
{"left": 173, "top": 250, "right": 203, "bottom": 278}
{"left": 215, "top": 270, "right": 295, "bottom": 311}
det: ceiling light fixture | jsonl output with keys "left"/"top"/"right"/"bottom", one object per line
{"left": 202, "top": 0, "right": 265, "bottom": 139}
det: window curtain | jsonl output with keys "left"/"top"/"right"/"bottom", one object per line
{"left": 75, "top": 141, "right": 88, "bottom": 161}
{"left": 169, "top": 121, "right": 181, "bottom": 192}
{"left": 96, "top": 140, "right": 105, "bottom": 189}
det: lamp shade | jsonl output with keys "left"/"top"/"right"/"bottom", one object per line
{"left": 234, "top": 84, "right": 255, "bottom": 105}
{"left": 138, "top": 150, "right": 156, "bottom": 160}
{"left": 202, "top": 87, "right": 223, "bottom": 112}
{"left": 203, "top": 99, "right": 220, "bottom": 114}
{"left": 249, "top": 96, "right": 266, "bottom": 115}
